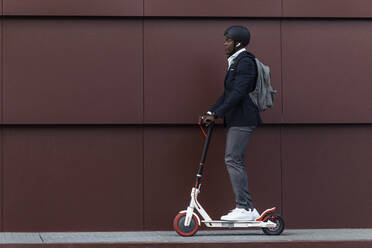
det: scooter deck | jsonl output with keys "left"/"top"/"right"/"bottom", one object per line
{"left": 203, "top": 220, "right": 259, "bottom": 223}
{"left": 202, "top": 220, "right": 276, "bottom": 228}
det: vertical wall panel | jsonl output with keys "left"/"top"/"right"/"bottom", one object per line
{"left": 144, "top": 20, "right": 281, "bottom": 124}
{"left": 0, "top": 18, "right": 2, "bottom": 124}
{"left": 3, "top": 0, "right": 143, "bottom": 16}
{"left": 282, "top": 21, "right": 372, "bottom": 123}
{"left": 282, "top": 126, "right": 372, "bottom": 228}
{"left": 0, "top": 128, "right": 2, "bottom": 232}
{"left": 144, "top": 126, "right": 281, "bottom": 229}
{"left": 283, "top": 0, "right": 372, "bottom": 18}
{"left": 4, "top": 18, "right": 143, "bottom": 124}
{"left": 144, "top": 0, "right": 281, "bottom": 17}
{"left": 0, "top": 18, "right": 2, "bottom": 231}
{"left": 3, "top": 127, "right": 143, "bottom": 231}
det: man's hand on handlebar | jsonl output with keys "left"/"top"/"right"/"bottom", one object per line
{"left": 202, "top": 115, "right": 215, "bottom": 126}
{"left": 200, "top": 111, "right": 216, "bottom": 126}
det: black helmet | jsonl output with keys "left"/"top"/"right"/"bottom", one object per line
{"left": 224, "top": 26, "right": 251, "bottom": 46}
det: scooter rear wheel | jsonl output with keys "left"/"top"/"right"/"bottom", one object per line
{"left": 262, "top": 212, "right": 285, "bottom": 235}
{"left": 173, "top": 212, "right": 199, "bottom": 237}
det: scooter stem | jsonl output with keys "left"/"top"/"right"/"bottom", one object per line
{"left": 195, "top": 122, "right": 215, "bottom": 188}
{"left": 185, "top": 122, "right": 215, "bottom": 227}
{"left": 200, "top": 122, "right": 215, "bottom": 164}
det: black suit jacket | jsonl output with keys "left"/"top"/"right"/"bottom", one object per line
{"left": 210, "top": 51, "right": 261, "bottom": 127}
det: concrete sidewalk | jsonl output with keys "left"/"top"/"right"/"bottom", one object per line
{"left": 1, "top": 229, "right": 372, "bottom": 248}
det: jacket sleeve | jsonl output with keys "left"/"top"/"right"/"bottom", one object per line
{"left": 214, "top": 57, "right": 256, "bottom": 118}
{"left": 209, "top": 93, "right": 224, "bottom": 116}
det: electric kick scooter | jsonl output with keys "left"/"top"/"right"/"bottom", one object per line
{"left": 173, "top": 120, "right": 285, "bottom": 236}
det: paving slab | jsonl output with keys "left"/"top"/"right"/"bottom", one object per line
{"left": 0, "top": 232, "right": 41, "bottom": 244}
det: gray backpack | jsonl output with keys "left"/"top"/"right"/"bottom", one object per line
{"left": 232, "top": 55, "right": 276, "bottom": 112}
{"left": 249, "top": 58, "right": 276, "bottom": 112}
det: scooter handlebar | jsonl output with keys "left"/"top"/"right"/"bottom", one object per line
{"left": 198, "top": 117, "right": 215, "bottom": 137}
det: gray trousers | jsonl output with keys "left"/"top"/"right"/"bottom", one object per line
{"left": 225, "top": 126, "right": 256, "bottom": 210}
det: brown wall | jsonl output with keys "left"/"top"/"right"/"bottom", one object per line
{"left": 1, "top": 1, "right": 372, "bottom": 231}
{"left": 3, "top": 18, "right": 143, "bottom": 124}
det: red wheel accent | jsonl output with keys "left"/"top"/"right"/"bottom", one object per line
{"left": 173, "top": 212, "right": 199, "bottom": 237}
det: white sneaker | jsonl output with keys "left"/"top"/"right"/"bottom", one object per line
{"left": 221, "top": 208, "right": 254, "bottom": 221}
{"left": 251, "top": 208, "right": 260, "bottom": 220}
{"left": 221, "top": 208, "right": 261, "bottom": 221}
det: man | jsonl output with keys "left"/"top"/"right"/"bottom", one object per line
{"left": 202, "top": 26, "right": 261, "bottom": 221}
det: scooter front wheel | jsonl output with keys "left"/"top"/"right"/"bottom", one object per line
{"left": 262, "top": 212, "right": 285, "bottom": 235}
{"left": 173, "top": 212, "right": 199, "bottom": 237}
